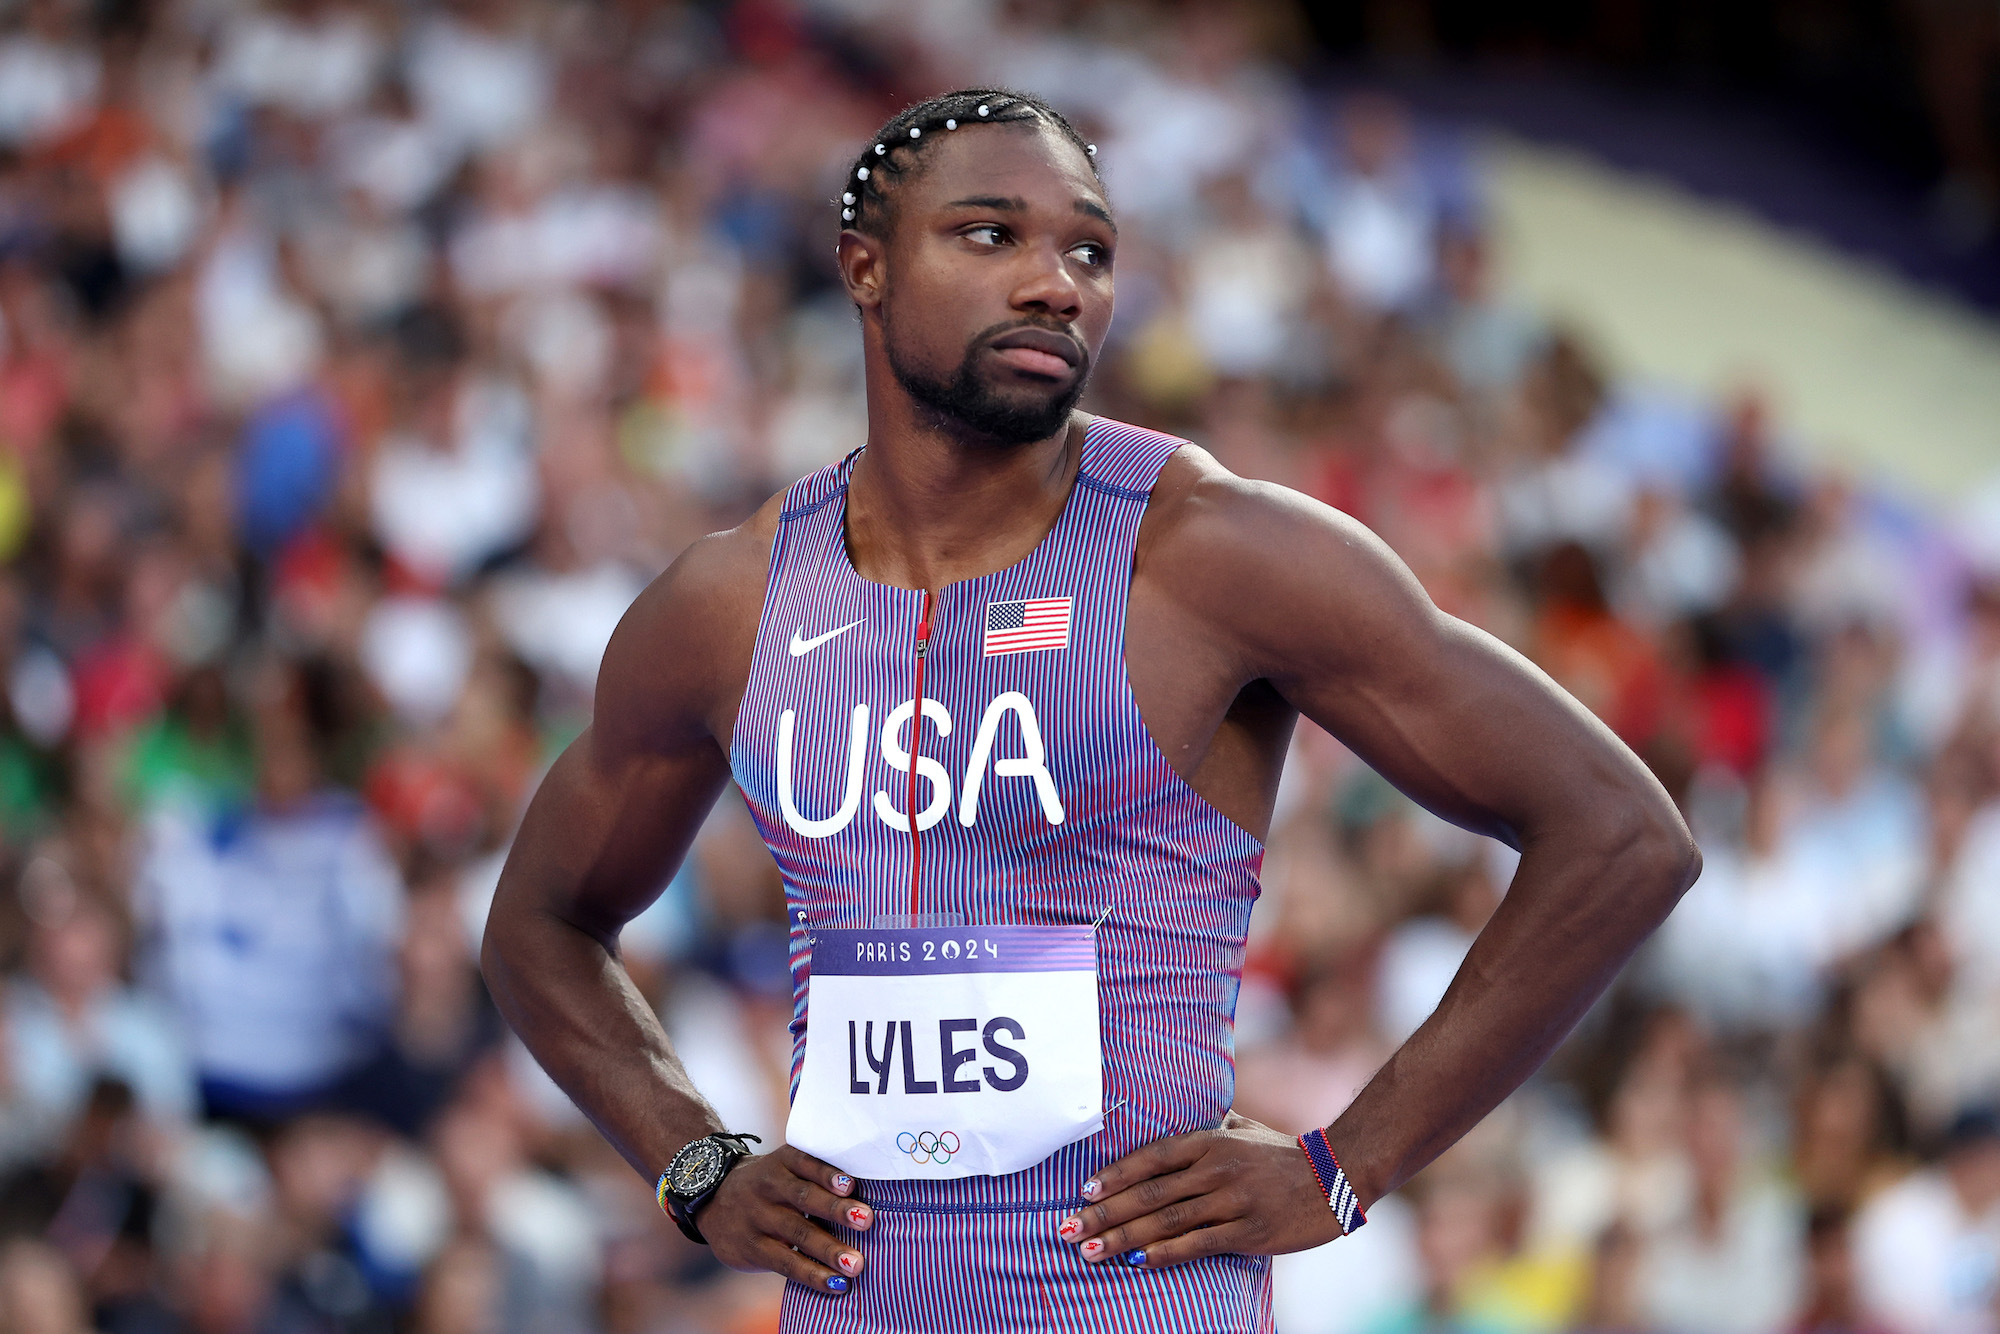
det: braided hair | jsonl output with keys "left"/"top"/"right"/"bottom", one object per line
{"left": 839, "top": 89, "right": 1100, "bottom": 239}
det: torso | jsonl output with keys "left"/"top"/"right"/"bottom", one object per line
{"left": 719, "top": 417, "right": 1279, "bottom": 1333}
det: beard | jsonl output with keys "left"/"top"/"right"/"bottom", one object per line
{"left": 885, "top": 319, "right": 1090, "bottom": 447}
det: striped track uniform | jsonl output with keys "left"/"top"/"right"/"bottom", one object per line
{"left": 731, "top": 418, "right": 1271, "bottom": 1333}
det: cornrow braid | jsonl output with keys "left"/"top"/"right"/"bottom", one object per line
{"left": 838, "top": 88, "right": 1100, "bottom": 237}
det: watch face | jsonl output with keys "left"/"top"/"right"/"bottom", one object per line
{"left": 669, "top": 1138, "right": 728, "bottom": 1196}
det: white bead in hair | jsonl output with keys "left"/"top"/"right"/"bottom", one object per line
{"left": 857, "top": 166, "right": 869, "bottom": 179}
{"left": 874, "top": 143, "right": 886, "bottom": 155}
{"left": 1086, "top": 143, "right": 1097, "bottom": 155}
{"left": 945, "top": 118, "right": 957, "bottom": 129}
{"left": 909, "top": 126, "right": 921, "bottom": 138}
{"left": 977, "top": 104, "right": 990, "bottom": 117}
{"left": 842, "top": 192, "right": 855, "bottom": 205}
{"left": 842, "top": 208, "right": 854, "bottom": 221}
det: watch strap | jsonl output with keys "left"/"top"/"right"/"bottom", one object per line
{"left": 658, "top": 1132, "right": 763, "bottom": 1245}
{"left": 657, "top": 1169, "right": 706, "bottom": 1244}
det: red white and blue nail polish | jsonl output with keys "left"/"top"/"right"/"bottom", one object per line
{"left": 826, "top": 1275, "right": 848, "bottom": 1293}
{"left": 1124, "top": 1249, "right": 1147, "bottom": 1267}
{"left": 1057, "top": 1216, "right": 1083, "bottom": 1240}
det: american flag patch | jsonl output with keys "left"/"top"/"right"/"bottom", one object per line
{"left": 984, "top": 598, "right": 1071, "bottom": 656}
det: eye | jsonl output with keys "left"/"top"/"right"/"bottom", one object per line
{"left": 1070, "top": 242, "right": 1110, "bottom": 268}
{"left": 963, "top": 224, "right": 1008, "bottom": 246}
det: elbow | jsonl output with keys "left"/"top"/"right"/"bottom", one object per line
{"left": 479, "top": 877, "right": 525, "bottom": 997}
{"left": 478, "top": 909, "right": 506, "bottom": 995}
{"left": 1584, "top": 794, "right": 1701, "bottom": 920}
{"left": 1627, "top": 803, "right": 1702, "bottom": 917}
{"left": 1672, "top": 829, "right": 1703, "bottom": 895}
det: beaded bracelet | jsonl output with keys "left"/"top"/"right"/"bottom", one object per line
{"left": 1297, "top": 1128, "right": 1367, "bottom": 1235}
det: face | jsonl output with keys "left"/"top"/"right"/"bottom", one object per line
{"left": 846, "top": 122, "right": 1116, "bottom": 447}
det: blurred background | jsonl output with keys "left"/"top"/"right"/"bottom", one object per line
{"left": 1, "top": 1, "right": 1999, "bottom": 1331}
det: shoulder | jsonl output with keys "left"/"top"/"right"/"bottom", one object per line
{"left": 620, "top": 490, "right": 784, "bottom": 642}
{"left": 594, "top": 486, "right": 788, "bottom": 754}
{"left": 1136, "top": 444, "right": 1438, "bottom": 675}
{"left": 1141, "top": 444, "right": 1388, "bottom": 569}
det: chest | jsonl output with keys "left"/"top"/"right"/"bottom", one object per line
{"left": 735, "top": 579, "right": 1137, "bottom": 846}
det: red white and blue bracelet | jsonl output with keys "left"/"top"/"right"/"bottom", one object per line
{"left": 1297, "top": 1128, "right": 1367, "bottom": 1235}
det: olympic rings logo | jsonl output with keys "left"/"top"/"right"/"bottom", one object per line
{"left": 895, "top": 1130, "right": 961, "bottom": 1165}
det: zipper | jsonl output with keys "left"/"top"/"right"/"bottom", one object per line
{"left": 909, "top": 589, "right": 933, "bottom": 922}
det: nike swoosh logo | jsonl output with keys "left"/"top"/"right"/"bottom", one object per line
{"left": 789, "top": 619, "right": 865, "bottom": 657}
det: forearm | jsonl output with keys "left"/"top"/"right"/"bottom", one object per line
{"left": 1323, "top": 814, "right": 1698, "bottom": 1205}
{"left": 482, "top": 899, "right": 723, "bottom": 1179}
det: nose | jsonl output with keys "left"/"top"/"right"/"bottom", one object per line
{"left": 1009, "top": 240, "right": 1083, "bottom": 323}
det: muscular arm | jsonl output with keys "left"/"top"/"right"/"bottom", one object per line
{"left": 1213, "top": 474, "right": 1700, "bottom": 1204}
{"left": 481, "top": 537, "right": 742, "bottom": 1171}
{"left": 481, "top": 516, "right": 874, "bottom": 1292}
{"left": 1065, "top": 451, "right": 1699, "bottom": 1265}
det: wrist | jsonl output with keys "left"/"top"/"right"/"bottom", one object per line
{"left": 1297, "top": 1127, "right": 1368, "bottom": 1236}
{"left": 657, "top": 1131, "right": 762, "bottom": 1244}
{"left": 1316, "top": 1122, "right": 1389, "bottom": 1211}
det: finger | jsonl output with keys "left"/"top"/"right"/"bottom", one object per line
{"left": 777, "top": 1144, "right": 858, "bottom": 1198}
{"left": 1063, "top": 1166, "right": 1205, "bottom": 1242}
{"left": 758, "top": 1163, "right": 875, "bottom": 1232}
{"left": 1074, "top": 1188, "right": 1232, "bottom": 1263}
{"left": 770, "top": 1206, "right": 867, "bottom": 1281}
{"left": 751, "top": 1234, "right": 854, "bottom": 1295}
{"left": 1119, "top": 1221, "right": 1254, "bottom": 1271}
{"left": 1079, "top": 1132, "right": 1207, "bottom": 1205}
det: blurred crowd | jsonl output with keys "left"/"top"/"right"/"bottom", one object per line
{"left": 0, "top": 1, "right": 1998, "bottom": 1332}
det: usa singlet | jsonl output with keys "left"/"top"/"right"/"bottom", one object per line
{"left": 730, "top": 418, "right": 1271, "bottom": 1333}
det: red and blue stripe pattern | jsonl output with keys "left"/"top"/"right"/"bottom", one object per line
{"left": 730, "top": 419, "right": 1270, "bottom": 1332}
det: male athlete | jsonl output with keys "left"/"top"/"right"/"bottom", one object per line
{"left": 482, "top": 90, "right": 1700, "bottom": 1332}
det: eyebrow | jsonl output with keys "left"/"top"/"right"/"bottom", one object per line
{"left": 942, "top": 195, "right": 1119, "bottom": 236}
{"left": 1074, "top": 200, "right": 1118, "bottom": 234}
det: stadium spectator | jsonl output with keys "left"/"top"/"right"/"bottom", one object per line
{"left": 134, "top": 656, "right": 404, "bottom": 1123}
{"left": 6, "top": 862, "right": 194, "bottom": 1136}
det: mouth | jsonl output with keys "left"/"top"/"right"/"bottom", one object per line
{"left": 985, "top": 327, "right": 1085, "bottom": 380}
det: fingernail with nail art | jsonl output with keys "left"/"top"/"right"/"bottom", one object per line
{"left": 1082, "top": 1179, "right": 1101, "bottom": 1198}
{"left": 1057, "top": 1216, "right": 1083, "bottom": 1240}
{"left": 1081, "top": 1239, "right": 1104, "bottom": 1258}
{"left": 833, "top": 1174, "right": 853, "bottom": 1192}
{"left": 847, "top": 1205, "right": 870, "bottom": 1228}
{"left": 826, "top": 1276, "right": 848, "bottom": 1293}
{"left": 1124, "top": 1249, "right": 1147, "bottom": 1267}
{"left": 838, "top": 1254, "right": 861, "bottom": 1275}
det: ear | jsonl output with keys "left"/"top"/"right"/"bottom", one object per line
{"left": 837, "top": 228, "right": 886, "bottom": 312}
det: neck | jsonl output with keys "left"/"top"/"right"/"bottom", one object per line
{"left": 847, "top": 380, "right": 1084, "bottom": 591}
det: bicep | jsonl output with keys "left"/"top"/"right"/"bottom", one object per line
{"left": 501, "top": 724, "right": 732, "bottom": 940}
{"left": 492, "top": 536, "right": 752, "bottom": 941}
{"left": 1227, "top": 493, "right": 1654, "bottom": 848}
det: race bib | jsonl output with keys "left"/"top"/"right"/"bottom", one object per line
{"left": 787, "top": 925, "right": 1103, "bottom": 1179}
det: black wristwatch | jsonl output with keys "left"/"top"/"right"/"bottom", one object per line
{"left": 657, "top": 1131, "right": 762, "bottom": 1244}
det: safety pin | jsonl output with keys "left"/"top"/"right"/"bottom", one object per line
{"left": 1090, "top": 905, "right": 1112, "bottom": 932}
